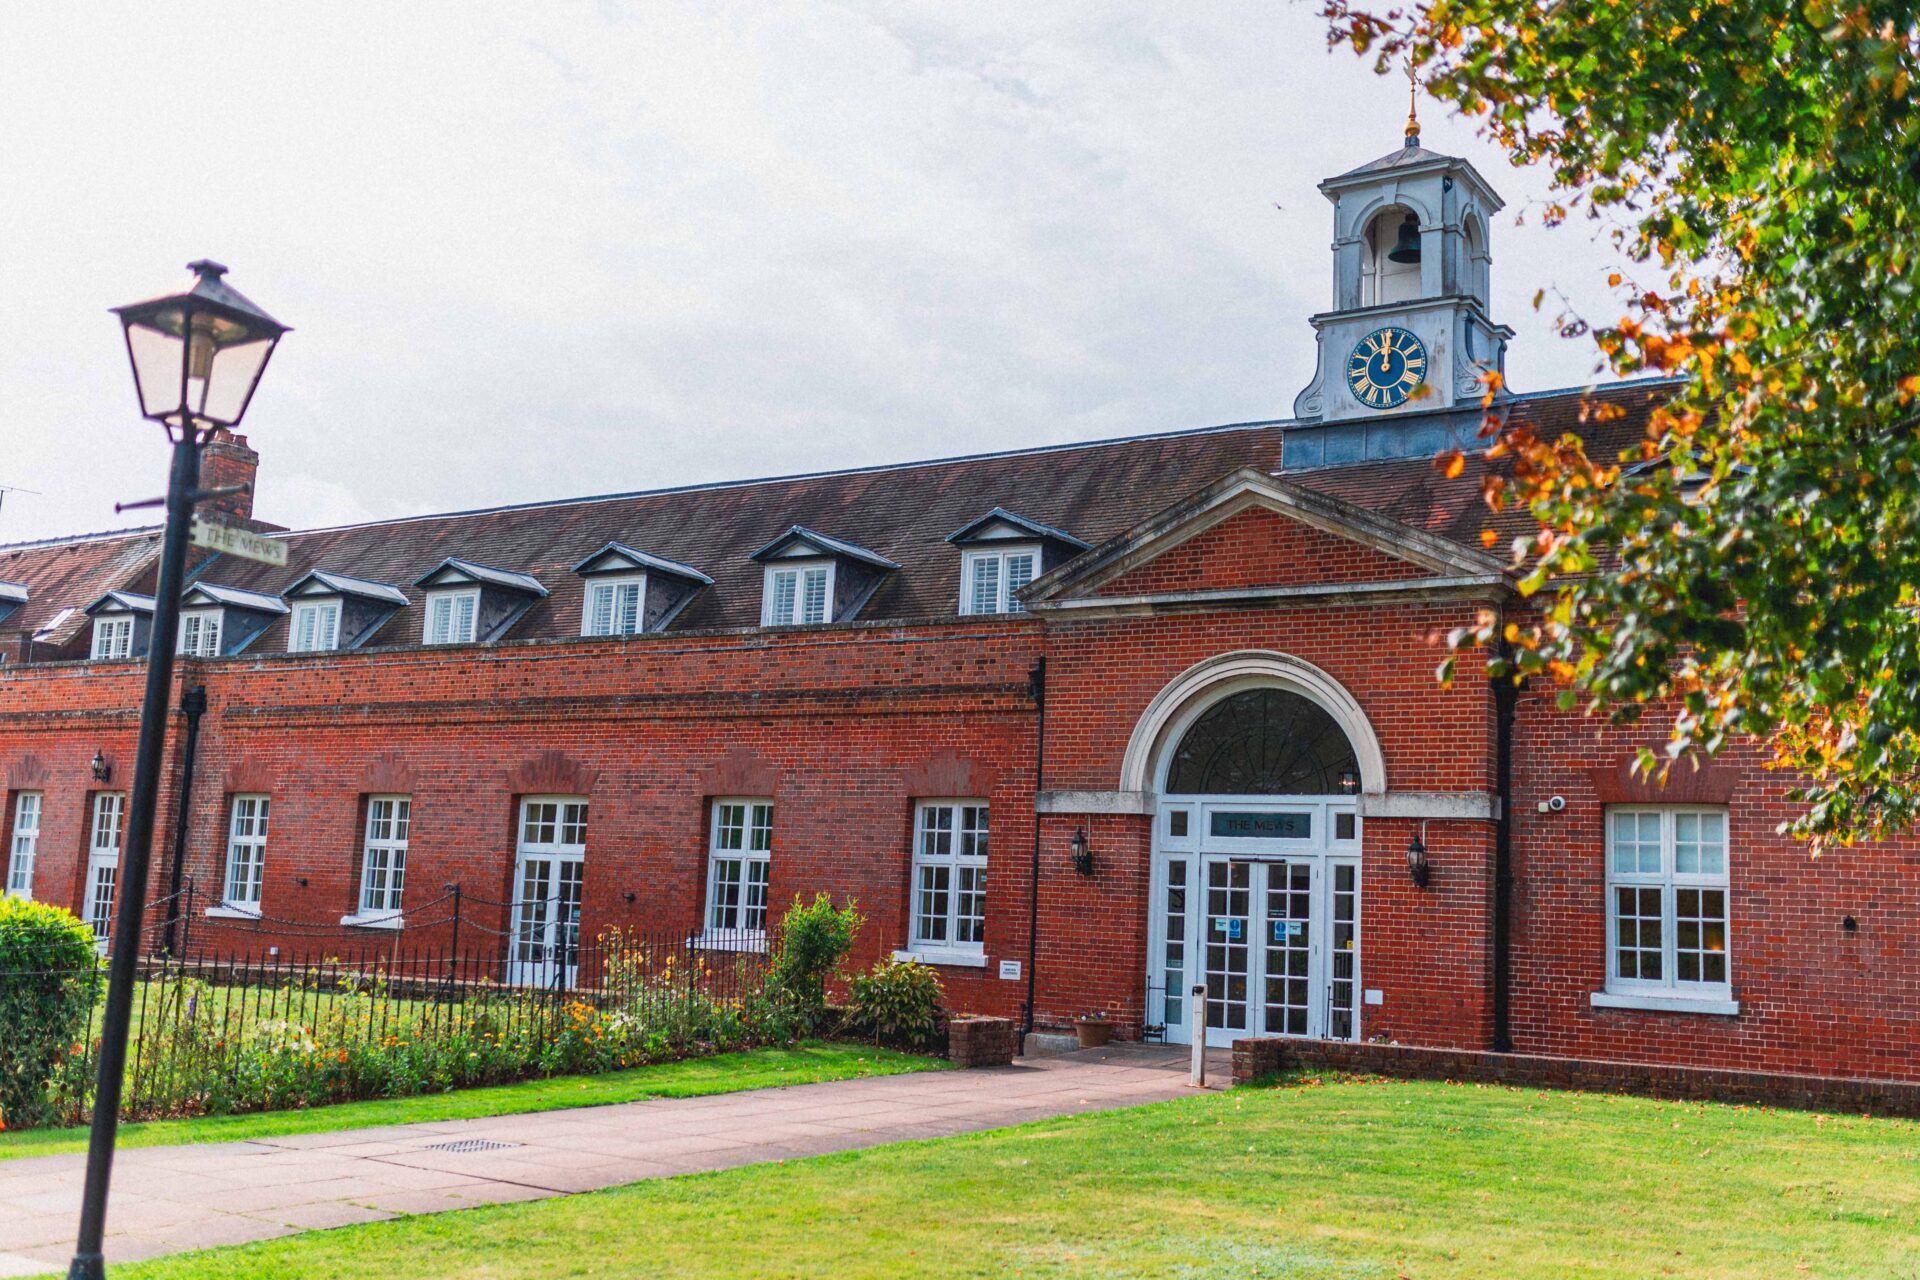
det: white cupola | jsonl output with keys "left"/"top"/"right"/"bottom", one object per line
{"left": 1292, "top": 112, "right": 1513, "bottom": 425}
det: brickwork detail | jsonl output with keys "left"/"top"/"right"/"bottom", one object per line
{"left": 946, "top": 1016, "right": 1019, "bottom": 1067}
{"left": 1094, "top": 507, "right": 1426, "bottom": 597}
{"left": 1231, "top": 1036, "right": 1920, "bottom": 1117}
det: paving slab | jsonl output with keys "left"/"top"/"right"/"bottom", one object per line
{"left": 0, "top": 1043, "right": 1223, "bottom": 1273}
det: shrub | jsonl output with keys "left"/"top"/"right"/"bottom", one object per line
{"left": 0, "top": 899, "right": 100, "bottom": 1130}
{"left": 844, "top": 957, "right": 944, "bottom": 1049}
{"left": 766, "top": 893, "right": 861, "bottom": 1030}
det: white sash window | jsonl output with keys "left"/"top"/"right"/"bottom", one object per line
{"left": 6, "top": 792, "right": 42, "bottom": 899}
{"left": 1601, "top": 807, "right": 1734, "bottom": 1013}
{"left": 960, "top": 547, "right": 1038, "bottom": 615}
{"left": 582, "top": 576, "right": 645, "bottom": 637}
{"left": 423, "top": 589, "right": 479, "bottom": 644}
{"left": 909, "top": 801, "right": 989, "bottom": 959}
{"left": 85, "top": 793, "right": 125, "bottom": 942}
{"left": 762, "top": 563, "right": 832, "bottom": 626}
{"left": 357, "top": 796, "right": 411, "bottom": 916}
{"left": 289, "top": 599, "right": 341, "bottom": 652}
{"left": 223, "top": 795, "right": 270, "bottom": 910}
{"left": 704, "top": 800, "right": 772, "bottom": 948}
{"left": 177, "top": 610, "right": 223, "bottom": 657}
{"left": 91, "top": 616, "right": 134, "bottom": 660}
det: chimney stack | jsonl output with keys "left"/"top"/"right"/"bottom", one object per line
{"left": 199, "top": 429, "right": 260, "bottom": 524}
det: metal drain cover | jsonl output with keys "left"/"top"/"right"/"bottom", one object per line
{"left": 423, "top": 1138, "right": 522, "bottom": 1153}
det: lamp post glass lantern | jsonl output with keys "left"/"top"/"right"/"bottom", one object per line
{"left": 68, "top": 263, "right": 286, "bottom": 1280}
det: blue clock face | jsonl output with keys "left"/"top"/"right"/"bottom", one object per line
{"left": 1345, "top": 326, "right": 1428, "bottom": 410}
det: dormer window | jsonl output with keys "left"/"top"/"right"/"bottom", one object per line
{"left": 584, "top": 576, "right": 644, "bottom": 636}
{"left": 946, "top": 508, "right": 1089, "bottom": 617}
{"left": 290, "top": 599, "right": 340, "bottom": 652}
{"left": 424, "top": 588, "right": 480, "bottom": 644}
{"left": 282, "top": 570, "right": 409, "bottom": 653}
{"left": 961, "top": 547, "right": 1037, "bottom": 615}
{"left": 92, "top": 616, "right": 135, "bottom": 660}
{"left": 83, "top": 591, "right": 155, "bottom": 662}
{"left": 172, "top": 584, "right": 288, "bottom": 658}
{"left": 178, "top": 610, "right": 223, "bottom": 656}
{"left": 0, "top": 581, "right": 25, "bottom": 629}
{"left": 749, "top": 527, "right": 896, "bottom": 629}
{"left": 764, "top": 562, "right": 832, "bottom": 626}
{"left": 413, "top": 558, "right": 548, "bottom": 647}
{"left": 571, "top": 543, "right": 712, "bottom": 638}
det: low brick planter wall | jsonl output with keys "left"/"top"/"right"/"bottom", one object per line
{"left": 1232, "top": 1037, "right": 1920, "bottom": 1117}
{"left": 947, "top": 1016, "right": 1019, "bottom": 1068}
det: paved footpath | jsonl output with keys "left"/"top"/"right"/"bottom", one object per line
{"left": 0, "top": 1045, "right": 1225, "bottom": 1275}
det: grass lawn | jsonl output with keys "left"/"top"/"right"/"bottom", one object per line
{"left": 120, "top": 1073, "right": 1920, "bottom": 1280}
{"left": 0, "top": 1041, "right": 941, "bottom": 1161}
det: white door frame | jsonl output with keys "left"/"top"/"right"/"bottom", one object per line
{"left": 1149, "top": 796, "right": 1361, "bottom": 1047}
{"left": 508, "top": 796, "right": 587, "bottom": 987}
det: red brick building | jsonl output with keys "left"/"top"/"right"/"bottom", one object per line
{"left": 3, "top": 138, "right": 1912, "bottom": 1082}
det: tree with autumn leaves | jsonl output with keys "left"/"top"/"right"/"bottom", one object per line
{"left": 1321, "top": 1, "right": 1920, "bottom": 850}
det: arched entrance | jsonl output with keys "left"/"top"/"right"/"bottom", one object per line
{"left": 1147, "top": 683, "right": 1365, "bottom": 1047}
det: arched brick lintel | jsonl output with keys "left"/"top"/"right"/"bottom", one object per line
{"left": 503, "top": 750, "right": 600, "bottom": 797}
{"left": 1589, "top": 758, "right": 1738, "bottom": 806}
{"left": 902, "top": 749, "right": 1000, "bottom": 799}
{"left": 696, "top": 747, "right": 780, "bottom": 798}
{"left": 6, "top": 754, "right": 50, "bottom": 790}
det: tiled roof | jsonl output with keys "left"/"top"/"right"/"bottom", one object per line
{"left": 0, "top": 528, "right": 161, "bottom": 649}
{"left": 189, "top": 421, "right": 1287, "bottom": 647}
{"left": 1286, "top": 379, "right": 1679, "bottom": 550}
{"left": 0, "top": 381, "right": 1674, "bottom": 657}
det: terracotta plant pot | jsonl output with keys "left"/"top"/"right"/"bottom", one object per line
{"left": 1074, "top": 1018, "right": 1115, "bottom": 1049}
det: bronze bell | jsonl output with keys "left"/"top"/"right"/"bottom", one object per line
{"left": 1386, "top": 214, "right": 1422, "bottom": 264}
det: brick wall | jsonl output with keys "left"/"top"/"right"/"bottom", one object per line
{"left": 1094, "top": 507, "right": 1425, "bottom": 597}
{"left": 1231, "top": 1036, "right": 1920, "bottom": 1117}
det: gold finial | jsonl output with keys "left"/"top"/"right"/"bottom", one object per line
{"left": 1404, "top": 55, "right": 1421, "bottom": 147}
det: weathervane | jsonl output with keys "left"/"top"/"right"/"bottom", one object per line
{"left": 1404, "top": 55, "right": 1421, "bottom": 148}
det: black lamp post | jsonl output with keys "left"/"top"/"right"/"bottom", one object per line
{"left": 67, "top": 261, "right": 286, "bottom": 1280}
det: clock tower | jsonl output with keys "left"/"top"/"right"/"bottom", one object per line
{"left": 1292, "top": 118, "right": 1513, "bottom": 427}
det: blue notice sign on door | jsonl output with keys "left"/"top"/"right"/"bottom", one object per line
{"left": 1213, "top": 917, "right": 1243, "bottom": 941}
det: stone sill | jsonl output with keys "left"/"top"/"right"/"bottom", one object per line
{"left": 339, "top": 912, "right": 404, "bottom": 930}
{"left": 893, "top": 948, "right": 987, "bottom": 969}
{"left": 1590, "top": 990, "right": 1740, "bottom": 1017}
{"left": 203, "top": 905, "right": 261, "bottom": 921}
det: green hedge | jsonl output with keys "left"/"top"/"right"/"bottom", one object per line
{"left": 0, "top": 899, "right": 100, "bottom": 1130}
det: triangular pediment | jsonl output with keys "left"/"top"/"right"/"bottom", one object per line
{"left": 1023, "top": 468, "right": 1507, "bottom": 612}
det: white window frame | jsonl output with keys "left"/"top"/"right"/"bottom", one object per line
{"left": 1594, "top": 805, "right": 1737, "bottom": 1015}
{"left": 344, "top": 795, "right": 411, "bottom": 927}
{"left": 289, "top": 598, "right": 342, "bottom": 653}
{"left": 85, "top": 792, "right": 125, "bottom": 944}
{"left": 900, "top": 800, "right": 990, "bottom": 967}
{"left": 212, "top": 794, "right": 270, "bottom": 916}
{"left": 91, "top": 616, "right": 134, "bottom": 661}
{"left": 177, "top": 608, "right": 223, "bottom": 657}
{"left": 422, "top": 588, "right": 481, "bottom": 645}
{"left": 7, "top": 792, "right": 42, "bottom": 899}
{"left": 581, "top": 574, "right": 647, "bottom": 637}
{"left": 701, "top": 799, "right": 772, "bottom": 950}
{"left": 761, "top": 561, "right": 834, "bottom": 627}
{"left": 959, "top": 545, "right": 1040, "bottom": 616}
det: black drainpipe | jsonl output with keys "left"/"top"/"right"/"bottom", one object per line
{"left": 162, "top": 684, "right": 208, "bottom": 957}
{"left": 1022, "top": 657, "right": 1046, "bottom": 1037}
{"left": 1491, "top": 645, "right": 1520, "bottom": 1053}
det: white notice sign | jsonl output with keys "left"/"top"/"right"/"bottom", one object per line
{"left": 998, "top": 960, "right": 1021, "bottom": 981}
{"left": 190, "top": 517, "right": 287, "bottom": 567}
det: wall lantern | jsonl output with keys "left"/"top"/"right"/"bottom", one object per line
{"left": 1337, "top": 768, "right": 1360, "bottom": 796}
{"left": 90, "top": 750, "right": 112, "bottom": 783}
{"left": 1406, "top": 832, "right": 1430, "bottom": 888}
{"left": 1070, "top": 826, "right": 1095, "bottom": 877}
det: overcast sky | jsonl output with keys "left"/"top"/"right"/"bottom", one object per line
{"left": 0, "top": 3, "right": 1625, "bottom": 545}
